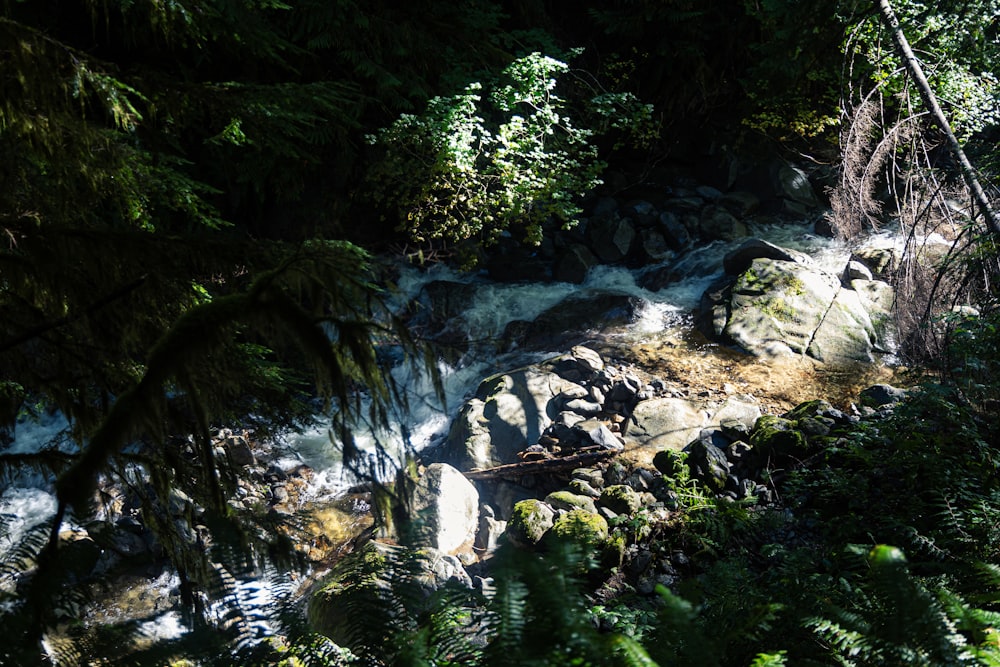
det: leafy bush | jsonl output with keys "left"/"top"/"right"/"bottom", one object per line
{"left": 366, "top": 51, "right": 654, "bottom": 261}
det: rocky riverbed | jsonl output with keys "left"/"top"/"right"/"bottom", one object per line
{"left": 4, "top": 153, "right": 933, "bottom": 660}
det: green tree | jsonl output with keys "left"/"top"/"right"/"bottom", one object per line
{"left": 366, "top": 50, "right": 654, "bottom": 262}
{"left": 0, "top": 2, "right": 444, "bottom": 661}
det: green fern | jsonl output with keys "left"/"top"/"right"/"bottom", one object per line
{"left": 807, "top": 545, "right": 992, "bottom": 666}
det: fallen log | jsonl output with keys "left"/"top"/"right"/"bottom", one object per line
{"left": 462, "top": 448, "right": 619, "bottom": 481}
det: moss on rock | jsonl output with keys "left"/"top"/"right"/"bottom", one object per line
{"left": 544, "top": 490, "right": 598, "bottom": 515}
{"left": 749, "top": 414, "right": 808, "bottom": 462}
{"left": 653, "top": 449, "right": 684, "bottom": 477}
{"left": 506, "top": 498, "right": 556, "bottom": 547}
{"left": 599, "top": 484, "right": 643, "bottom": 516}
{"left": 546, "top": 509, "right": 609, "bottom": 550}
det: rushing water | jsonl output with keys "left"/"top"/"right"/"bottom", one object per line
{"left": 280, "top": 220, "right": 853, "bottom": 501}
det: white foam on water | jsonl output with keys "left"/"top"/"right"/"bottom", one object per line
{"left": 138, "top": 610, "right": 188, "bottom": 642}
{"left": 282, "top": 353, "right": 523, "bottom": 500}
{"left": 461, "top": 280, "right": 578, "bottom": 341}
{"left": 0, "top": 487, "right": 58, "bottom": 550}
{"left": 7, "top": 410, "right": 73, "bottom": 456}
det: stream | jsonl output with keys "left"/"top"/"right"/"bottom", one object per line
{"left": 1, "top": 211, "right": 903, "bottom": 658}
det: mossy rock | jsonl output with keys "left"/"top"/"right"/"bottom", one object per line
{"left": 652, "top": 449, "right": 684, "bottom": 477}
{"left": 545, "top": 509, "right": 609, "bottom": 550}
{"left": 749, "top": 414, "right": 808, "bottom": 462}
{"left": 544, "top": 490, "right": 598, "bottom": 515}
{"left": 506, "top": 498, "right": 555, "bottom": 547}
{"left": 308, "top": 541, "right": 396, "bottom": 644}
{"left": 598, "top": 484, "right": 643, "bottom": 516}
{"left": 784, "top": 399, "right": 835, "bottom": 421}
{"left": 603, "top": 531, "right": 627, "bottom": 569}
{"left": 796, "top": 416, "right": 833, "bottom": 437}
{"left": 566, "top": 478, "right": 602, "bottom": 498}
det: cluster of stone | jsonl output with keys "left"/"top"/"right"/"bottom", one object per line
{"left": 482, "top": 161, "right": 824, "bottom": 284}
{"left": 308, "top": 338, "right": 913, "bottom": 650}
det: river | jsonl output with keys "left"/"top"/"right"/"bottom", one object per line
{"left": 2, "top": 214, "right": 903, "bottom": 660}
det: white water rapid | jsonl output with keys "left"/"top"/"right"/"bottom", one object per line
{"left": 281, "top": 220, "right": 853, "bottom": 501}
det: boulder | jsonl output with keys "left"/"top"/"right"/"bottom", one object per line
{"left": 502, "top": 292, "right": 643, "bottom": 351}
{"left": 586, "top": 214, "right": 636, "bottom": 262}
{"left": 544, "top": 490, "right": 598, "bottom": 515}
{"left": 573, "top": 421, "right": 625, "bottom": 451}
{"left": 506, "top": 498, "right": 556, "bottom": 547}
{"left": 852, "top": 279, "right": 896, "bottom": 352}
{"left": 598, "top": 484, "right": 643, "bottom": 515}
{"left": 715, "top": 257, "right": 841, "bottom": 358}
{"left": 807, "top": 286, "right": 882, "bottom": 364}
{"left": 475, "top": 505, "right": 507, "bottom": 553}
{"left": 441, "top": 366, "right": 583, "bottom": 471}
{"left": 625, "top": 397, "right": 707, "bottom": 453}
{"left": 407, "top": 463, "right": 480, "bottom": 554}
{"left": 722, "top": 238, "right": 812, "bottom": 276}
{"left": 685, "top": 432, "right": 731, "bottom": 493}
{"left": 852, "top": 246, "right": 898, "bottom": 278}
{"left": 658, "top": 211, "right": 691, "bottom": 249}
{"left": 623, "top": 199, "right": 660, "bottom": 227}
{"left": 708, "top": 394, "right": 761, "bottom": 439}
{"left": 859, "top": 384, "right": 907, "bottom": 408}
{"left": 652, "top": 449, "right": 684, "bottom": 477}
{"left": 775, "top": 164, "right": 820, "bottom": 209}
{"left": 843, "top": 260, "right": 873, "bottom": 283}
{"left": 549, "top": 345, "right": 605, "bottom": 381}
{"left": 638, "top": 228, "right": 675, "bottom": 262}
{"left": 749, "top": 415, "right": 808, "bottom": 464}
{"left": 555, "top": 244, "right": 599, "bottom": 284}
{"left": 738, "top": 261, "right": 831, "bottom": 353}
{"left": 545, "top": 509, "right": 609, "bottom": 550}
{"left": 223, "top": 434, "right": 255, "bottom": 467}
{"left": 700, "top": 205, "right": 749, "bottom": 242}
{"left": 567, "top": 478, "right": 602, "bottom": 498}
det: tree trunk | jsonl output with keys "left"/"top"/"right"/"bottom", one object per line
{"left": 876, "top": 0, "right": 1000, "bottom": 236}
{"left": 462, "top": 448, "right": 618, "bottom": 481}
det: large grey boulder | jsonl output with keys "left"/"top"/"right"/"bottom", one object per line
{"left": 441, "top": 366, "right": 581, "bottom": 470}
{"left": 407, "top": 463, "right": 479, "bottom": 555}
{"left": 724, "top": 257, "right": 841, "bottom": 357}
{"left": 807, "top": 286, "right": 881, "bottom": 364}
{"left": 700, "top": 248, "right": 897, "bottom": 364}
{"left": 624, "top": 397, "right": 707, "bottom": 453}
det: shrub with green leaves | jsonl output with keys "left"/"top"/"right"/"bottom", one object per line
{"left": 366, "top": 51, "right": 654, "bottom": 259}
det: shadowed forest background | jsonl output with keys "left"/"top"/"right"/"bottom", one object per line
{"left": 2, "top": 1, "right": 1000, "bottom": 665}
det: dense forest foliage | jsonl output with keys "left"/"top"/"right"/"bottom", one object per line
{"left": 2, "top": 0, "right": 999, "bottom": 664}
